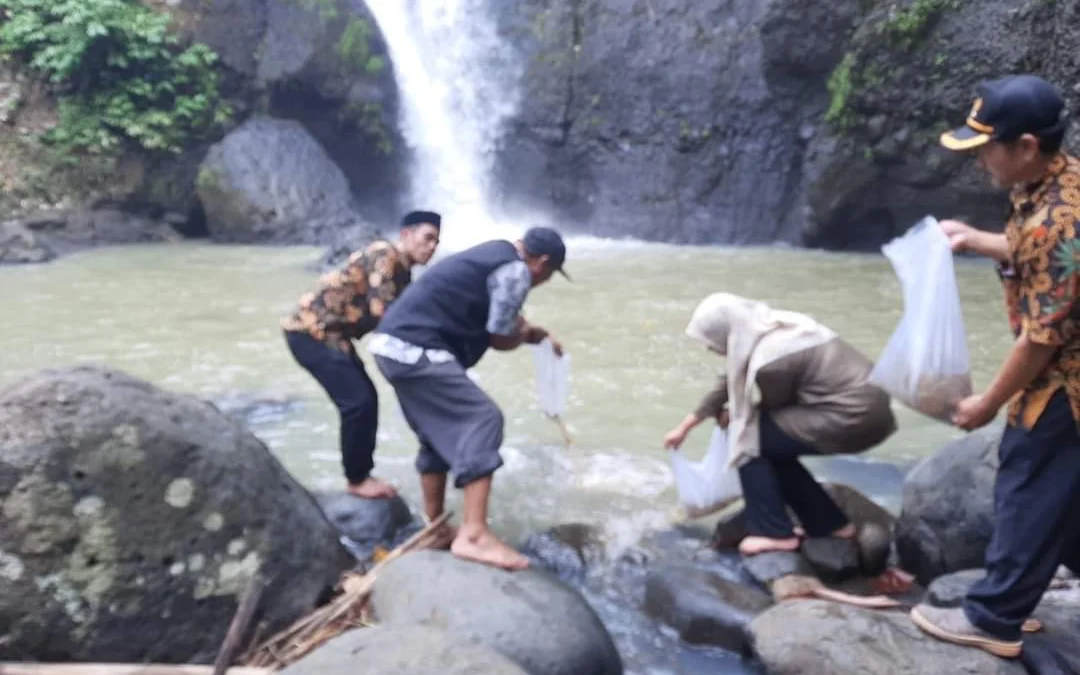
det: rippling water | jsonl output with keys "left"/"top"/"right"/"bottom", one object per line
{"left": 0, "top": 239, "right": 1014, "bottom": 673}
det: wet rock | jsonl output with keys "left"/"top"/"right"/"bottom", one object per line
{"left": 371, "top": 550, "right": 623, "bottom": 675}
{"left": 711, "top": 508, "right": 748, "bottom": 550}
{"left": 801, "top": 537, "right": 860, "bottom": 582}
{"left": 520, "top": 523, "right": 606, "bottom": 581}
{"left": 0, "top": 221, "right": 55, "bottom": 264}
{"left": 895, "top": 427, "right": 1001, "bottom": 584}
{"left": 315, "top": 492, "right": 419, "bottom": 564}
{"left": 281, "top": 624, "right": 529, "bottom": 675}
{"left": 644, "top": 565, "right": 772, "bottom": 651}
{"left": 742, "top": 552, "right": 813, "bottom": 587}
{"left": 210, "top": 394, "right": 301, "bottom": 429}
{"left": 0, "top": 366, "right": 352, "bottom": 663}
{"left": 196, "top": 116, "right": 374, "bottom": 245}
{"left": 750, "top": 600, "right": 1026, "bottom": 675}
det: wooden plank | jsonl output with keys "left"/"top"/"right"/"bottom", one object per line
{"left": 0, "top": 665, "right": 272, "bottom": 675}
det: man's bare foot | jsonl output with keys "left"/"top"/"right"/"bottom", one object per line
{"left": 451, "top": 525, "right": 529, "bottom": 571}
{"left": 739, "top": 535, "right": 801, "bottom": 556}
{"left": 347, "top": 476, "right": 398, "bottom": 499}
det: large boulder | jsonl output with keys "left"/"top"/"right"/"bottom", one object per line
{"left": 315, "top": 491, "right": 419, "bottom": 566}
{"left": 281, "top": 624, "right": 529, "bottom": 675}
{"left": 196, "top": 117, "right": 374, "bottom": 244}
{"left": 895, "top": 427, "right": 1000, "bottom": 584}
{"left": 0, "top": 366, "right": 352, "bottom": 662}
{"left": 749, "top": 600, "right": 1026, "bottom": 675}
{"left": 0, "top": 221, "right": 55, "bottom": 264}
{"left": 370, "top": 550, "right": 623, "bottom": 675}
{"left": 643, "top": 564, "right": 772, "bottom": 651}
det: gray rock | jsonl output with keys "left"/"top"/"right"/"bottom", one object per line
{"left": 643, "top": 565, "right": 772, "bottom": 651}
{"left": 371, "top": 550, "right": 622, "bottom": 675}
{"left": 315, "top": 491, "right": 419, "bottom": 564}
{"left": 0, "top": 366, "right": 352, "bottom": 662}
{"left": 895, "top": 427, "right": 1001, "bottom": 584}
{"left": 0, "top": 221, "right": 55, "bottom": 264}
{"left": 742, "top": 551, "right": 813, "bottom": 587}
{"left": 197, "top": 116, "right": 371, "bottom": 244}
{"left": 749, "top": 600, "right": 1026, "bottom": 675}
{"left": 280, "top": 624, "right": 529, "bottom": 675}
{"left": 801, "top": 537, "right": 860, "bottom": 582}
{"left": 520, "top": 523, "right": 606, "bottom": 581}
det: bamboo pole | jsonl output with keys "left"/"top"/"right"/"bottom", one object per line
{"left": 212, "top": 576, "right": 265, "bottom": 675}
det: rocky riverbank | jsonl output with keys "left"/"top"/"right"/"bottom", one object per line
{"left": 3, "top": 365, "right": 1079, "bottom": 673}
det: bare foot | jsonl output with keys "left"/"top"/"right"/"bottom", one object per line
{"left": 347, "top": 477, "right": 398, "bottom": 499}
{"left": 739, "top": 535, "right": 801, "bottom": 556}
{"left": 451, "top": 525, "right": 529, "bottom": 571}
{"left": 870, "top": 567, "right": 915, "bottom": 594}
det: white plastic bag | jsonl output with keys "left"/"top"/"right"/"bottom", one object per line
{"left": 531, "top": 338, "right": 570, "bottom": 417}
{"left": 671, "top": 426, "right": 743, "bottom": 518}
{"left": 869, "top": 216, "right": 973, "bottom": 421}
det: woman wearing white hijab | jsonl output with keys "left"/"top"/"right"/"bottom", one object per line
{"left": 663, "top": 293, "right": 897, "bottom": 556}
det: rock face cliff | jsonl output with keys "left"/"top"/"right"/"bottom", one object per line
{"left": 0, "top": 0, "right": 401, "bottom": 249}
{"left": 492, "top": 0, "right": 1080, "bottom": 249}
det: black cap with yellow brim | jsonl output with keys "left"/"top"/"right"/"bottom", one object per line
{"left": 941, "top": 75, "right": 1066, "bottom": 152}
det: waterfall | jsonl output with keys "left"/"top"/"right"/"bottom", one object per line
{"left": 364, "top": 0, "right": 525, "bottom": 251}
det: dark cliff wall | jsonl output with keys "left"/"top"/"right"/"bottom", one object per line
{"left": 491, "top": 0, "right": 1080, "bottom": 249}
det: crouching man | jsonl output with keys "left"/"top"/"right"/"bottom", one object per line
{"left": 369, "top": 227, "right": 569, "bottom": 570}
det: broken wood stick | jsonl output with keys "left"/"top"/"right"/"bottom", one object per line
{"left": 212, "top": 575, "right": 266, "bottom": 675}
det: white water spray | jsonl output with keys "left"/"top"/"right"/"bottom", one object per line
{"left": 364, "top": 0, "right": 525, "bottom": 250}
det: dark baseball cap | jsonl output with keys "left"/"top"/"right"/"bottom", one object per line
{"left": 941, "top": 75, "right": 1066, "bottom": 151}
{"left": 522, "top": 226, "right": 570, "bottom": 280}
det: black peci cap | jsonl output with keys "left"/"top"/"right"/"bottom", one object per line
{"left": 941, "top": 75, "right": 1066, "bottom": 151}
{"left": 401, "top": 210, "right": 441, "bottom": 229}
{"left": 522, "top": 226, "right": 570, "bottom": 280}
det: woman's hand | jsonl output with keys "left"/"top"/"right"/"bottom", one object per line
{"left": 663, "top": 413, "right": 704, "bottom": 450}
{"left": 715, "top": 409, "right": 730, "bottom": 429}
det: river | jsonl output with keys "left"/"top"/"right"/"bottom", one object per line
{"left": 0, "top": 238, "right": 1013, "bottom": 673}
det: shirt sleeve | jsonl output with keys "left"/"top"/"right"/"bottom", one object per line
{"left": 363, "top": 241, "right": 409, "bottom": 317}
{"left": 693, "top": 375, "right": 729, "bottom": 419}
{"left": 1019, "top": 206, "right": 1080, "bottom": 346}
{"left": 485, "top": 260, "right": 532, "bottom": 336}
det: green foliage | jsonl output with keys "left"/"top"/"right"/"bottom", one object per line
{"left": 878, "top": 0, "right": 960, "bottom": 46}
{"left": 337, "top": 18, "right": 385, "bottom": 75}
{"left": 0, "top": 0, "right": 230, "bottom": 155}
{"left": 825, "top": 53, "right": 856, "bottom": 128}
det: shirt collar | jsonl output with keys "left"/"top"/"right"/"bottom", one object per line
{"left": 1009, "top": 153, "right": 1068, "bottom": 214}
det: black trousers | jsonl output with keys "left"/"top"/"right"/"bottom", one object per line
{"left": 739, "top": 411, "right": 850, "bottom": 538}
{"left": 285, "top": 331, "right": 378, "bottom": 484}
{"left": 965, "top": 391, "right": 1080, "bottom": 641}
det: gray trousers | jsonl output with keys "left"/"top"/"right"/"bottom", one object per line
{"left": 374, "top": 355, "right": 505, "bottom": 488}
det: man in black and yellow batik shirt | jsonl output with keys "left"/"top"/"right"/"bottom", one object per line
{"left": 282, "top": 211, "right": 441, "bottom": 499}
{"left": 909, "top": 75, "right": 1080, "bottom": 660}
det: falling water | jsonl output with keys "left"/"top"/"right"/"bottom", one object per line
{"left": 363, "top": 0, "right": 525, "bottom": 250}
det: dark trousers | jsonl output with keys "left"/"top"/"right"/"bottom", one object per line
{"left": 964, "top": 391, "right": 1080, "bottom": 640}
{"left": 739, "top": 411, "right": 850, "bottom": 538}
{"left": 285, "top": 331, "right": 378, "bottom": 484}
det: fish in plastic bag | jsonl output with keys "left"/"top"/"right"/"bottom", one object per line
{"left": 670, "top": 426, "right": 743, "bottom": 518}
{"left": 531, "top": 338, "right": 573, "bottom": 445}
{"left": 870, "top": 216, "right": 973, "bottom": 421}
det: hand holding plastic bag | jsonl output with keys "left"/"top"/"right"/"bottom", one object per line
{"left": 531, "top": 338, "right": 573, "bottom": 446}
{"left": 670, "top": 426, "right": 743, "bottom": 518}
{"left": 870, "top": 216, "right": 973, "bottom": 421}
